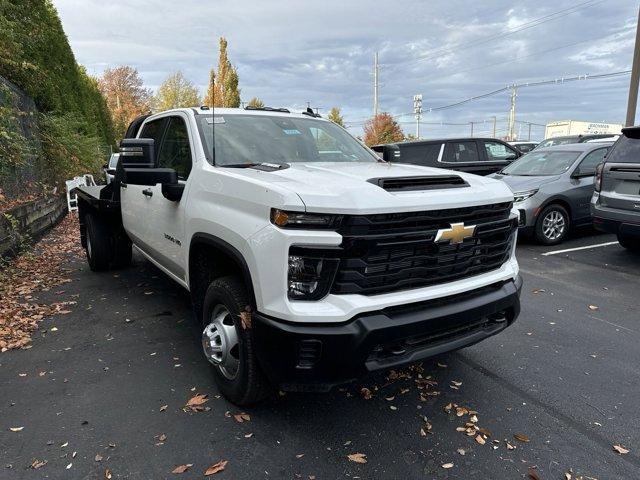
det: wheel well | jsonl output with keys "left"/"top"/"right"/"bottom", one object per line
{"left": 539, "top": 199, "right": 572, "bottom": 225}
{"left": 188, "top": 237, "right": 256, "bottom": 318}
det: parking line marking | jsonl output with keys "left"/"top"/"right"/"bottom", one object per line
{"left": 541, "top": 241, "right": 619, "bottom": 256}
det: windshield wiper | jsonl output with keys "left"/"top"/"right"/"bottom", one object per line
{"left": 220, "top": 162, "right": 288, "bottom": 171}
{"left": 220, "top": 163, "right": 261, "bottom": 168}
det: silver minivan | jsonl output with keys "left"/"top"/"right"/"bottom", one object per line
{"left": 591, "top": 127, "right": 640, "bottom": 251}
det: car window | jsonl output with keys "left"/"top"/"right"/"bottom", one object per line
{"left": 576, "top": 148, "right": 608, "bottom": 175}
{"left": 605, "top": 134, "right": 640, "bottom": 164}
{"left": 442, "top": 141, "right": 479, "bottom": 163}
{"left": 139, "top": 118, "right": 168, "bottom": 163}
{"left": 502, "top": 151, "right": 581, "bottom": 176}
{"left": 483, "top": 141, "right": 518, "bottom": 161}
{"left": 396, "top": 143, "right": 441, "bottom": 165}
{"left": 108, "top": 154, "right": 119, "bottom": 169}
{"left": 157, "top": 117, "right": 192, "bottom": 180}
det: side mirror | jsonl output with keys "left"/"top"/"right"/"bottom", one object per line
{"left": 162, "top": 183, "right": 185, "bottom": 202}
{"left": 119, "top": 138, "right": 155, "bottom": 168}
{"left": 571, "top": 169, "right": 594, "bottom": 179}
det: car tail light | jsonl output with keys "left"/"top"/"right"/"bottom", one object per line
{"left": 594, "top": 162, "right": 604, "bottom": 192}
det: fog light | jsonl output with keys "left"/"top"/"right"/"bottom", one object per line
{"left": 288, "top": 254, "right": 339, "bottom": 300}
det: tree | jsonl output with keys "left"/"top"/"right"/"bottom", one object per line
{"left": 154, "top": 71, "right": 200, "bottom": 111}
{"left": 328, "top": 107, "right": 344, "bottom": 127}
{"left": 247, "top": 97, "right": 265, "bottom": 108}
{"left": 363, "top": 113, "right": 405, "bottom": 146}
{"left": 204, "top": 37, "right": 241, "bottom": 108}
{"left": 98, "top": 66, "right": 152, "bottom": 141}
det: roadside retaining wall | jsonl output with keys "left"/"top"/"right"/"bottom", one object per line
{"left": 0, "top": 196, "right": 67, "bottom": 258}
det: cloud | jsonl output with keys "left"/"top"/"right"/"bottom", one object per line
{"left": 51, "top": 0, "right": 636, "bottom": 139}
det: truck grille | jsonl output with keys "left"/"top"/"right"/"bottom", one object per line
{"left": 331, "top": 202, "right": 515, "bottom": 296}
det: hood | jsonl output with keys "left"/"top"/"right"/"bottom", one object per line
{"left": 226, "top": 162, "right": 514, "bottom": 214}
{"left": 490, "top": 173, "right": 560, "bottom": 193}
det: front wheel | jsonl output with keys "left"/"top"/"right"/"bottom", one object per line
{"left": 535, "top": 205, "right": 569, "bottom": 245}
{"left": 617, "top": 233, "right": 640, "bottom": 252}
{"left": 201, "top": 276, "right": 270, "bottom": 405}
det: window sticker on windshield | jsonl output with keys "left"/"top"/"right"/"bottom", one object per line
{"left": 282, "top": 129, "right": 301, "bottom": 135}
{"left": 206, "top": 117, "right": 225, "bottom": 124}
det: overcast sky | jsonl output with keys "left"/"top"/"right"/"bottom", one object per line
{"left": 52, "top": 0, "right": 637, "bottom": 140}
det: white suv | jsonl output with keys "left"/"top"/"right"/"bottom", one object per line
{"left": 76, "top": 107, "right": 522, "bottom": 405}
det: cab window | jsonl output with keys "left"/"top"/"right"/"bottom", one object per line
{"left": 483, "top": 141, "right": 518, "bottom": 161}
{"left": 139, "top": 118, "right": 168, "bottom": 163}
{"left": 442, "top": 141, "right": 479, "bottom": 163}
{"left": 157, "top": 117, "right": 193, "bottom": 180}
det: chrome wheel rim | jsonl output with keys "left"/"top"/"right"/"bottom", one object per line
{"left": 202, "top": 305, "right": 240, "bottom": 380}
{"left": 542, "top": 210, "right": 566, "bottom": 241}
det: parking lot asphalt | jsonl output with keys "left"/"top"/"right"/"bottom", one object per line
{"left": 1, "top": 228, "right": 639, "bottom": 479}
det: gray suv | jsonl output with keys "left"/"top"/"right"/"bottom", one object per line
{"left": 491, "top": 143, "right": 611, "bottom": 245}
{"left": 591, "top": 127, "right": 640, "bottom": 251}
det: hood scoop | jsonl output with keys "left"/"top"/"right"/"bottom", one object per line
{"left": 369, "top": 175, "right": 469, "bottom": 192}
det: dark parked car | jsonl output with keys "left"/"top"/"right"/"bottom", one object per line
{"left": 491, "top": 143, "right": 611, "bottom": 245}
{"left": 591, "top": 126, "right": 640, "bottom": 251}
{"left": 536, "top": 134, "right": 613, "bottom": 149}
{"left": 373, "top": 138, "right": 521, "bottom": 176}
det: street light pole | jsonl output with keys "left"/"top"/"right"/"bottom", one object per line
{"left": 626, "top": 6, "right": 640, "bottom": 127}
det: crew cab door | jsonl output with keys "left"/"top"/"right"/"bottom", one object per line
{"left": 121, "top": 116, "right": 168, "bottom": 251}
{"left": 479, "top": 140, "right": 520, "bottom": 176}
{"left": 142, "top": 114, "right": 194, "bottom": 281}
{"left": 439, "top": 140, "right": 487, "bottom": 175}
{"left": 569, "top": 147, "right": 608, "bottom": 222}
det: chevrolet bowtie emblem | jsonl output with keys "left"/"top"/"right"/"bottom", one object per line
{"left": 435, "top": 222, "right": 476, "bottom": 245}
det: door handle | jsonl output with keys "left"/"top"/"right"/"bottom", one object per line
{"left": 142, "top": 188, "right": 153, "bottom": 197}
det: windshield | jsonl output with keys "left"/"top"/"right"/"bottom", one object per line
{"left": 501, "top": 150, "right": 581, "bottom": 176}
{"left": 537, "top": 137, "right": 579, "bottom": 149}
{"left": 197, "top": 114, "right": 378, "bottom": 166}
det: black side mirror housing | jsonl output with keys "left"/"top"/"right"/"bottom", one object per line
{"left": 123, "top": 168, "right": 177, "bottom": 186}
{"left": 119, "top": 138, "right": 155, "bottom": 168}
{"left": 162, "top": 183, "right": 185, "bottom": 202}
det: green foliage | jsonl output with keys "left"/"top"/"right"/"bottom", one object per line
{"left": 0, "top": 0, "right": 114, "bottom": 192}
{"left": 0, "top": 85, "right": 33, "bottom": 171}
{"left": 204, "top": 37, "right": 241, "bottom": 108}
{"left": 328, "top": 107, "right": 345, "bottom": 127}
{"left": 38, "top": 113, "right": 107, "bottom": 186}
{"left": 247, "top": 97, "right": 265, "bottom": 108}
{"left": 154, "top": 71, "right": 201, "bottom": 111}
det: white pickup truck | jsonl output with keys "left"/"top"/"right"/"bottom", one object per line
{"left": 75, "top": 106, "right": 522, "bottom": 405}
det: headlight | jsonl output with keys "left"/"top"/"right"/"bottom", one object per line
{"left": 288, "top": 251, "right": 339, "bottom": 300}
{"left": 513, "top": 189, "right": 538, "bottom": 203}
{"left": 271, "top": 209, "right": 339, "bottom": 229}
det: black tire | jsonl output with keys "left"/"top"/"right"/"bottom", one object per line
{"left": 85, "top": 214, "right": 111, "bottom": 271}
{"left": 201, "top": 276, "right": 270, "bottom": 405}
{"left": 617, "top": 233, "right": 640, "bottom": 252}
{"left": 535, "top": 204, "right": 570, "bottom": 245}
{"left": 111, "top": 232, "right": 132, "bottom": 268}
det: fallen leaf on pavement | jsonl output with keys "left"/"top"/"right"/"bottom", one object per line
{"left": 528, "top": 467, "right": 541, "bottom": 480}
{"left": 442, "top": 463, "right": 454, "bottom": 469}
{"left": 172, "top": 464, "right": 193, "bottom": 474}
{"left": 588, "top": 305, "right": 599, "bottom": 311}
{"left": 296, "top": 454, "right": 305, "bottom": 458}
{"left": 514, "top": 433, "right": 530, "bottom": 443}
{"left": 475, "top": 435, "right": 486, "bottom": 445}
{"left": 505, "top": 441, "right": 516, "bottom": 450}
{"left": 184, "top": 394, "right": 208, "bottom": 412}
{"left": 204, "top": 460, "right": 228, "bottom": 476}
{"left": 95, "top": 454, "right": 103, "bottom": 462}
{"left": 233, "top": 413, "right": 250, "bottom": 423}
{"left": 457, "top": 448, "right": 466, "bottom": 455}
{"left": 244, "top": 433, "right": 253, "bottom": 438}
{"left": 160, "top": 405, "right": 168, "bottom": 412}
{"left": 9, "top": 427, "right": 23, "bottom": 432}
{"left": 613, "top": 444, "right": 629, "bottom": 454}
{"left": 360, "top": 387, "right": 372, "bottom": 400}
{"left": 158, "top": 433, "right": 167, "bottom": 442}
{"left": 30, "top": 459, "right": 47, "bottom": 469}
{"left": 347, "top": 453, "right": 367, "bottom": 464}
{"left": 105, "top": 468, "right": 112, "bottom": 479}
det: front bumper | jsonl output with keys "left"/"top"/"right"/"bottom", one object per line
{"left": 253, "top": 275, "right": 523, "bottom": 392}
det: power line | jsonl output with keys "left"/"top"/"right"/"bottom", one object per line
{"left": 385, "top": 0, "right": 605, "bottom": 73}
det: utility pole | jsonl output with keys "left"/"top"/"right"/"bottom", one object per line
{"left": 470, "top": 121, "right": 475, "bottom": 137}
{"left": 507, "top": 86, "right": 517, "bottom": 141}
{"left": 528, "top": 122, "right": 532, "bottom": 141}
{"left": 413, "top": 94, "right": 423, "bottom": 139}
{"left": 626, "top": 6, "right": 640, "bottom": 127}
{"left": 373, "top": 52, "right": 379, "bottom": 117}
{"left": 492, "top": 116, "right": 497, "bottom": 138}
